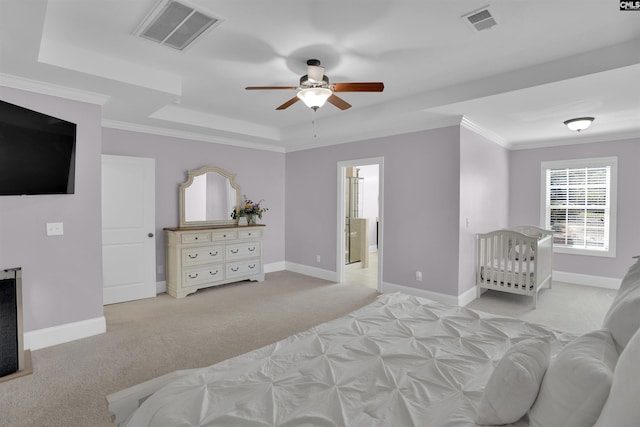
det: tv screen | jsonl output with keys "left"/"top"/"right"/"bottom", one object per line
{"left": 0, "top": 100, "right": 76, "bottom": 195}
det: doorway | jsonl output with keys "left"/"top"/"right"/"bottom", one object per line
{"left": 337, "top": 158, "right": 383, "bottom": 290}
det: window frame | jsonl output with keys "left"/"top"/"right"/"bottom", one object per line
{"left": 540, "top": 157, "right": 617, "bottom": 258}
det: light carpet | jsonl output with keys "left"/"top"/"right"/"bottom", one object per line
{"left": 466, "top": 281, "right": 617, "bottom": 334}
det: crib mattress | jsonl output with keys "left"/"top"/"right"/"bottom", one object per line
{"left": 123, "top": 292, "right": 575, "bottom": 427}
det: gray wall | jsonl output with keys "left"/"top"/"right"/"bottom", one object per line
{"left": 285, "top": 126, "right": 462, "bottom": 296}
{"left": 0, "top": 87, "right": 103, "bottom": 332}
{"left": 509, "top": 138, "right": 640, "bottom": 279}
{"left": 101, "top": 128, "right": 286, "bottom": 281}
{"left": 458, "top": 126, "right": 510, "bottom": 294}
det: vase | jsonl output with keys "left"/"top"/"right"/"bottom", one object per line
{"left": 247, "top": 215, "right": 256, "bottom": 225}
{"left": 237, "top": 216, "right": 248, "bottom": 227}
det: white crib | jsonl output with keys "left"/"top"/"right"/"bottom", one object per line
{"left": 476, "top": 225, "right": 553, "bottom": 309}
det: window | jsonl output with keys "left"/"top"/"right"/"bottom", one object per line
{"left": 540, "top": 157, "right": 617, "bottom": 257}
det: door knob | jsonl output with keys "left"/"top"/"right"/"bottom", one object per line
{"left": 148, "top": 233, "right": 154, "bottom": 238}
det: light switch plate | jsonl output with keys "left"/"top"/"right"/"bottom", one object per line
{"left": 46, "top": 222, "right": 64, "bottom": 236}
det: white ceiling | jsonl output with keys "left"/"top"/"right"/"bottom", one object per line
{"left": 1, "top": 0, "right": 639, "bottom": 152}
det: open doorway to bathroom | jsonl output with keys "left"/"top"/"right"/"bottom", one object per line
{"left": 337, "top": 158, "right": 383, "bottom": 291}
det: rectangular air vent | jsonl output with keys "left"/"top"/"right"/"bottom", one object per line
{"left": 134, "top": 0, "right": 223, "bottom": 51}
{"left": 462, "top": 6, "right": 498, "bottom": 32}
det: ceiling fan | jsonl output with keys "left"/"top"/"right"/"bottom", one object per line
{"left": 245, "top": 59, "right": 384, "bottom": 111}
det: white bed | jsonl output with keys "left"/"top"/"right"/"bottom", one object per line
{"left": 109, "top": 293, "right": 576, "bottom": 426}
{"left": 476, "top": 226, "right": 553, "bottom": 308}
{"left": 109, "top": 257, "right": 640, "bottom": 427}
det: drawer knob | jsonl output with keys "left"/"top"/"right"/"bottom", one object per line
{"left": 248, "top": 247, "right": 256, "bottom": 252}
{"left": 223, "top": 234, "right": 227, "bottom": 238}
{"left": 231, "top": 249, "right": 239, "bottom": 254}
{"left": 249, "top": 264, "right": 256, "bottom": 269}
{"left": 209, "top": 251, "right": 218, "bottom": 256}
{"left": 194, "top": 237, "right": 199, "bottom": 240}
{"left": 188, "top": 273, "right": 199, "bottom": 279}
{"left": 231, "top": 267, "right": 239, "bottom": 272}
{"left": 209, "top": 271, "right": 218, "bottom": 276}
{"left": 188, "top": 254, "right": 198, "bottom": 259}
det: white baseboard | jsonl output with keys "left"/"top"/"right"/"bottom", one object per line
{"left": 156, "top": 280, "right": 166, "bottom": 294}
{"left": 265, "top": 261, "right": 286, "bottom": 273}
{"left": 285, "top": 262, "right": 338, "bottom": 282}
{"left": 24, "top": 316, "right": 106, "bottom": 351}
{"left": 380, "top": 281, "right": 460, "bottom": 306}
{"left": 458, "top": 286, "right": 478, "bottom": 307}
{"left": 553, "top": 270, "right": 621, "bottom": 290}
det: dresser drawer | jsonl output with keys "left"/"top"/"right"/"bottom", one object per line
{"left": 183, "top": 265, "right": 224, "bottom": 286}
{"left": 227, "top": 242, "right": 261, "bottom": 260}
{"left": 182, "top": 245, "right": 224, "bottom": 266}
{"left": 181, "top": 232, "right": 211, "bottom": 244}
{"left": 238, "top": 229, "right": 262, "bottom": 239}
{"left": 212, "top": 230, "right": 238, "bottom": 241}
{"left": 226, "top": 260, "right": 261, "bottom": 278}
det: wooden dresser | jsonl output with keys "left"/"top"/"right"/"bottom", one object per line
{"left": 164, "top": 225, "right": 265, "bottom": 298}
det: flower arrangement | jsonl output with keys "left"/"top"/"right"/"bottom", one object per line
{"left": 231, "top": 195, "right": 268, "bottom": 224}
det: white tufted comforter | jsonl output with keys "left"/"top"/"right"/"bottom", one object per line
{"left": 124, "top": 293, "right": 575, "bottom": 427}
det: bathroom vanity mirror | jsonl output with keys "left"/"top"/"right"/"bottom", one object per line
{"left": 179, "top": 166, "right": 241, "bottom": 227}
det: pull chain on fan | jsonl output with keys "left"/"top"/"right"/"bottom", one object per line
{"left": 312, "top": 108, "right": 318, "bottom": 139}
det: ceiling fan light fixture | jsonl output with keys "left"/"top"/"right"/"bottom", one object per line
{"left": 297, "top": 87, "right": 332, "bottom": 110}
{"left": 564, "top": 117, "right": 595, "bottom": 132}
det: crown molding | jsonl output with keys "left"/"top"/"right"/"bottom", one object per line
{"left": 508, "top": 130, "right": 640, "bottom": 151}
{"left": 101, "top": 119, "right": 286, "bottom": 153}
{"left": 284, "top": 116, "right": 463, "bottom": 153}
{"left": 0, "top": 73, "right": 110, "bottom": 105}
{"left": 460, "top": 117, "right": 510, "bottom": 149}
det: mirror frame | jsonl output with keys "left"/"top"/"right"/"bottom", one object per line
{"left": 179, "top": 165, "right": 241, "bottom": 227}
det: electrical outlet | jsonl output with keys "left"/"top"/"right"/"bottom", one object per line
{"left": 416, "top": 271, "right": 423, "bottom": 281}
{"left": 316, "top": 255, "right": 321, "bottom": 263}
{"left": 46, "top": 222, "right": 64, "bottom": 236}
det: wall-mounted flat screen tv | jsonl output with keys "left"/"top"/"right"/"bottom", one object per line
{"left": 0, "top": 100, "right": 76, "bottom": 195}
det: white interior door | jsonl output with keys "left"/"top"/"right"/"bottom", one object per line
{"left": 102, "top": 155, "right": 156, "bottom": 305}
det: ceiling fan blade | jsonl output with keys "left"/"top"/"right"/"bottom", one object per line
{"left": 332, "top": 82, "right": 384, "bottom": 92}
{"left": 245, "top": 86, "right": 298, "bottom": 90}
{"left": 327, "top": 94, "right": 352, "bottom": 110}
{"left": 276, "top": 96, "right": 300, "bottom": 110}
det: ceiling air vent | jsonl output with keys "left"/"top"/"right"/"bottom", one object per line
{"left": 462, "top": 6, "right": 498, "bottom": 32}
{"left": 134, "top": 0, "right": 223, "bottom": 51}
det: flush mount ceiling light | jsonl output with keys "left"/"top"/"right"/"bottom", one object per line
{"left": 564, "top": 117, "right": 595, "bottom": 132}
{"left": 296, "top": 87, "right": 332, "bottom": 111}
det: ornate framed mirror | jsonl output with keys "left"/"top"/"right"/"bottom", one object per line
{"left": 179, "top": 166, "right": 241, "bottom": 227}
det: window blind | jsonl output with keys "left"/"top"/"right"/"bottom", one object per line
{"left": 545, "top": 165, "right": 610, "bottom": 251}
